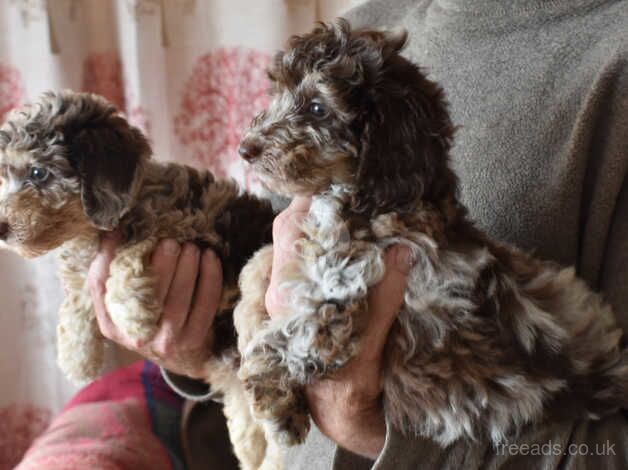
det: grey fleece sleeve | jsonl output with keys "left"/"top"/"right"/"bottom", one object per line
{"left": 596, "top": 69, "right": 628, "bottom": 326}
{"left": 600, "top": 178, "right": 628, "bottom": 322}
{"left": 347, "top": 414, "right": 628, "bottom": 470}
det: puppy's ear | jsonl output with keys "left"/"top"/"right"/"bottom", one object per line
{"left": 353, "top": 25, "right": 408, "bottom": 60}
{"left": 352, "top": 38, "right": 457, "bottom": 215}
{"left": 53, "top": 92, "right": 150, "bottom": 230}
{"left": 375, "top": 28, "right": 408, "bottom": 58}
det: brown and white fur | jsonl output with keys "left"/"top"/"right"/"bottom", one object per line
{"left": 0, "top": 91, "right": 277, "bottom": 469}
{"left": 234, "top": 19, "right": 628, "bottom": 457}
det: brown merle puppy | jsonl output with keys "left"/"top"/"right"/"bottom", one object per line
{"left": 234, "top": 19, "right": 628, "bottom": 454}
{"left": 0, "top": 91, "right": 276, "bottom": 469}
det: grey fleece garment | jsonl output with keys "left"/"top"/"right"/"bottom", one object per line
{"left": 166, "top": 1, "right": 628, "bottom": 468}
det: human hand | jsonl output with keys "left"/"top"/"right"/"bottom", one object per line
{"left": 87, "top": 233, "right": 223, "bottom": 379}
{"left": 266, "top": 197, "right": 412, "bottom": 459}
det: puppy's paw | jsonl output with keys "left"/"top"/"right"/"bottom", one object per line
{"left": 105, "top": 293, "right": 160, "bottom": 341}
{"left": 57, "top": 324, "right": 104, "bottom": 384}
{"left": 273, "top": 411, "right": 311, "bottom": 446}
{"left": 104, "top": 270, "right": 161, "bottom": 341}
{"left": 105, "top": 239, "right": 161, "bottom": 341}
{"left": 243, "top": 373, "right": 311, "bottom": 447}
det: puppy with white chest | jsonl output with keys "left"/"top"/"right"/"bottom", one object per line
{"left": 0, "top": 91, "right": 277, "bottom": 469}
{"left": 235, "top": 19, "right": 628, "bottom": 457}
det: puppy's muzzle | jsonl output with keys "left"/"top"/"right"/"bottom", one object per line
{"left": 238, "top": 137, "right": 263, "bottom": 162}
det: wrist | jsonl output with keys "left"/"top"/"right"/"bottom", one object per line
{"left": 151, "top": 347, "right": 210, "bottom": 380}
{"left": 339, "top": 409, "right": 386, "bottom": 459}
{"left": 316, "top": 403, "right": 386, "bottom": 460}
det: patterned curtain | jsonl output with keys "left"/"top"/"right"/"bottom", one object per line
{"left": 0, "top": 0, "right": 363, "bottom": 467}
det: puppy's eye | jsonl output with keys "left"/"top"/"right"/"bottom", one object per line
{"left": 308, "top": 102, "right": 326, "bottom": 117}
{"left": 29, "top": 166, "right": 49, "bottom": 182}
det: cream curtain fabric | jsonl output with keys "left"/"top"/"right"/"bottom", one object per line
{"left": 0, "top": 1, "right": 363, "bottom": 466}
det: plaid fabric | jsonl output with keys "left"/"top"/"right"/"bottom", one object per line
{"left": 16, "top": 361, "right": 186, "bottom": 470}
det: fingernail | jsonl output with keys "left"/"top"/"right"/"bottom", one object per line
{"left": 203, "top": 249, "right": 217, "bottom": 262}
{"left": 395, "top": 246, "right": 414, "bottom": 273}
{"left": 162, "top": 239, "right": 180, "bottom": 256}
{"left": 184, "top": 243, "right": 200, "bottom": 258}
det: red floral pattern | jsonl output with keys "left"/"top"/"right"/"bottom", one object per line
{"left": 82, "top": 55, "right": 152, "bottom": 137}
{"left": 125, "top": 90, "right": 151, "bottom": 137}
{"left": 174, "top": 47, "right": 271, "bottom": 189}
{"left": 82, "top": 52, "right": 125, "bottom": 110}
{"left": 0, "top": 404, "right": 51, "bottom": 469}
{"left": 0, "top": 63, "right": 23, "bottom": 123}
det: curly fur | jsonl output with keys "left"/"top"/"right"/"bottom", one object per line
{"left": 235, "top": 19, "right": 628, "bottom": 456}
{"left": 0, "top": 91, "right": 278, "bottom": 469}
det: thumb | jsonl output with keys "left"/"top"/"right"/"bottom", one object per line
{"left": 266, "top": 197, "right": 311, "bottom": 318}
{"left": 87, "top": 230, "right": 122, "bottom": 294}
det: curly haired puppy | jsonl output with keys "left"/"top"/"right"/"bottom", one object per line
{"left": 0, "top": 91, "right": 277, "bottom": 469}
{"left": 235, "top": 19, "right": 628, "bottom": 454}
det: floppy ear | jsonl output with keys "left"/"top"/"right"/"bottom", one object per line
{"left": 352, "top": 31, "right": 458, "bottom": 215}
{"left": 56, "top": 93, "right": 150, "bottom": 230}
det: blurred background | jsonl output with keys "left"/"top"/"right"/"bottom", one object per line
{"left": 0, "top": 0, "right": 364, "bottom": 467}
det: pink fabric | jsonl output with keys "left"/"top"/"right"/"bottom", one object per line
{"left": 174, "top": 47, "right": 271, "bottom": 186}
{"left": 62, "top": 361, "right": 149, "bottom": 411}
{"left": 14, "top": 362, "right": 179, "bottom": 470}
{"left": 0, "top": 62, "right": 22, "bottom": 122}
{"left": 82, "top": 52, "right": 125, "bottom": 110}
{"left": 15, "top": 399, "right": 171, "bottom": 470}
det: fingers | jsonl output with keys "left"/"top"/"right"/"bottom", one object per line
{"left": 87, "top": 234, "right": 219, "bottom": 378}
{"left": 150, "top": 247, "right": 220, "bottom": 377}
{"left": 161, "top": 243, "right": 200, "bottom": 331}
{"left": 151, "top": 239, "right": 182, "bottom": 306}
{"left": 183, "top": 249, "right": 223, "bottom": 343}
{"left": 359, "top": 245, "right": 414, "bottom": 361}
{"left": 88, "top": 231, "right": 122, "bottom": 341}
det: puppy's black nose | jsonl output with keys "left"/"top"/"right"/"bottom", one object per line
{"left": 238, "top": 140, "right": 263, "bottom": 162}
{"left": 0, "top": 221, "right": 9, "bottom": 241}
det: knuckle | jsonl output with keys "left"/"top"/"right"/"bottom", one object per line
{"left": 159, "top": 341, "right": 174, "bottom": 357}
{"left": 129, "top": 337, "right": 147, "bottom": 350}
{"left": 153, "top": 331, "right": 176, "bottom": 356}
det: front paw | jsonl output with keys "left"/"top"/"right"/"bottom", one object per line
{"left": 105, "top": 276, "right": 161, "bottom": 341}
{"left": 242, "top": 369, "right": 311, "bottom": 446}
{"left": 57, "top": 323, "right": 104, "bottom": 384}
{"left": 272, "top": 409, "right": 311, "bottom": 446}
{"left": 106, "top": 296, "right": 160, "bottom": 341}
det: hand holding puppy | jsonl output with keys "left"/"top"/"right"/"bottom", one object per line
{"left": 88, "top": 233, "right": 223, "bottom": 379}
{"left": 266, "top": 196, "right": 413, "bottom": 459}
{"left": 88, "top": 196, "right": 411, "bottom": 459}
